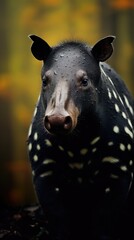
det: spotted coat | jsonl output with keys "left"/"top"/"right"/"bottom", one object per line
{"left": 28, "top": 35, "right": 134, "bottom": 240}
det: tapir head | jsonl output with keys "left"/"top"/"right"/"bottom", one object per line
{"left": 29, "top": 35, "right": 115, "bottom": 135}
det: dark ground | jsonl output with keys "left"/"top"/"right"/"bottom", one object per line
{"left": 0, "top": 204, "right": 49, "bottom": 240}
{"left": 0, "top": 193, "right": 134, "bottom": 240}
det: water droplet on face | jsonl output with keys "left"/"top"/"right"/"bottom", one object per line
{"left": 60, "top": 54, "right": 64, "bottom": 57}
{"left": 54, "top": 71, "right": 58, "bottom": 75}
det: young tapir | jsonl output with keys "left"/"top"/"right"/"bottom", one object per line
{"left": 28, "top": 35, "right": 134, "bottom": 240}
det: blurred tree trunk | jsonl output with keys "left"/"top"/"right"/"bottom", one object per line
{"left": 99, "top": 0, "right": 134, "bottom": 94}
{"left": 0, "top": 1, "right": 13, "bottom": 204}
{"left": 127, "top": 9, "right": 134, "bottom": 94}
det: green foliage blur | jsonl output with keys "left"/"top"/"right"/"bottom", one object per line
{"left": 0, "top": 0, "right": 134, "bottom": 205}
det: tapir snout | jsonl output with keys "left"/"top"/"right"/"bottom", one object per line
{"left": 44, "top": 79, "right": 79, "bottom": 135}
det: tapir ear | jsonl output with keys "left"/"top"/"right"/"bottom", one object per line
{"left": 29, "top": 35, "right": 52, "bottom": 61}
{"left": 91, "top": 36, "right": 116, "bottom": 62}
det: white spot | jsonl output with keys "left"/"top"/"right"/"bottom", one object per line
{"left": 128, "top": 119, "right": 133, "bottom": 129}
{"left": 36, "top": 144, "right": 41, "bottom": 150}
{"left": 124, "top": 126, "right": 133, "bottom": 139}
{"left": 67, "top": 151, "right": 74, "bottom": 158}
{"left": 33, "top": 155, "right": 38, "bottom": 162}
{"left": 110, "top": 174, "right": 119, "bottom": 179}
{"left": 68, "top": 163, "right": 83, "bottom": 169}
{"left": 43, "top": 159, "right": 55, "bottom": 164}
{"left": 28, "top": 143, "right": 32, "bottom": 151}
{"left": 108, "top": 88, "right": 112, "bottom": 99}
{"left": 124, "top": 95, "right": 134, "bottom": 115}
{"left": 129, "top": 160, "right": 133, "bottom": 166}
{"left": 55, "top": 187, "right": 59, "bottom": 192}
{"left": 90, "top": 136, "right": 100, "bottom": 145}
{"left": 105, "top": 187, "right": 110, "bottom": 193}
{"left": 45, "top": 139, "right": 52, "bottom": 147}
{"left": 122, "top": 112, "right": 127, "bottom": 119}
{"left": 33, "top": 107, "right": 37, "bottom": 117}
{"left": 34, "top": 132, "right": 38, "bottom": 141}
{"left": 129, "top": 105, "right": 134, "bottom": 115}
{"left": 28, "top": 124, "right": 32, "bottom": 137}
{"left": 32, "top": 170, "right": 35, "bottom": 176}
{"left": 108, "top": 76, "right": 114, "bottom": 86}
{"left": 120, "top": 165, "right": 127, "bottom": 172}
{"left": 127, "top": 144, "right": 132, "bottom": 151}
{"left": 92, "top": 148, "right": 97, "bottom": 153}
{"left": 58, "top": 145, "right": 64, "bottom": 151}
{"left": 108, "top": 141, "right": 114, "bottom": 146}
{"left": 112, "top": 90, "right": 117, "bottom": 99}
{"left": 102, "top": 156, "right": 119, "bottom": 164}
{"left": 119, "top": 143, "right": 126, "bottom": 151}
{"left": 115, "top": 103, "right": 120, "bottom": 113}
{"left": 113, "top": 126, "right": 120, "bottom": 134}
{"left": 80, "top": 148, "right": 88, "bottom": 155}
{"left": 40, "top": 171, "right": 53, "bottom": 178}
{"left": 124, "top": 95, "right": 130, "bottom": 108}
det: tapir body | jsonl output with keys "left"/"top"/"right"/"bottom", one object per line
{"left": 28, "top": 35, "right": 134, "bottom": 240}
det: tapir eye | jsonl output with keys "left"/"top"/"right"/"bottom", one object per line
{"left": 76, "top": 70, "right": 89, "bottom": 89}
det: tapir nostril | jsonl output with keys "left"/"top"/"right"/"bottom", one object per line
{"left": 64, "top": 116, "right": 72, "bottom": 130}
{"left": 44, "top": 115, "right": 72, "bottom": 134}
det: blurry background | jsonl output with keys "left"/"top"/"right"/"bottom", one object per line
{"left": 0, "top": 0, "right": 134, "bottom": 206}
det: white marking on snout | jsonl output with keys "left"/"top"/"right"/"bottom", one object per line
{"left": 45, "top": 80, "right": 69, "bottom": 117}
{"left": 45, "top": 80, "right": 79, "bottom": 132}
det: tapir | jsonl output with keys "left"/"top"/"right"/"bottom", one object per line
{"left": 28, "top": 35, "right": 134, "bottom": 240}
